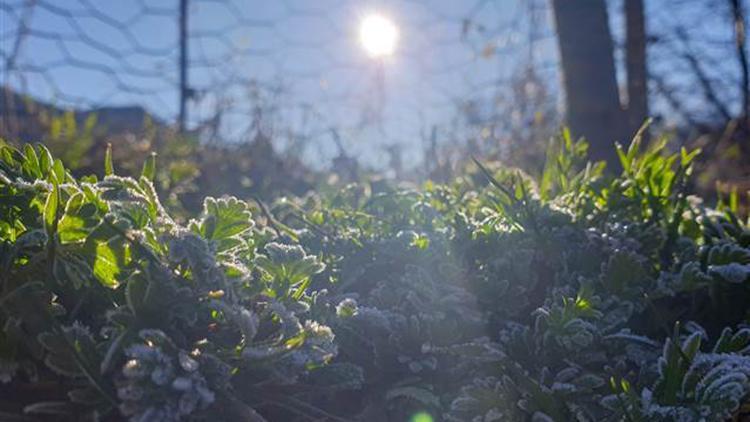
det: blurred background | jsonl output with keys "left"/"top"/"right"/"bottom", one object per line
{"left": 1, "top": 0, "right": 748, "bottom": 212}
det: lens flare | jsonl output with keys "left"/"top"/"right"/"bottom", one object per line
{"left": 410, "top": 412, "right": 433, "bottom": 422}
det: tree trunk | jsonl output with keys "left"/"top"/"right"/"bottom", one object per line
{"left": 625, "top": 0, "right": 649, "bottom": 135}
{"left": 551, "top": 0, "right": 626, "bottom": 168}
{"left": 730, "top": 0, "right": 749, "bottom": 133}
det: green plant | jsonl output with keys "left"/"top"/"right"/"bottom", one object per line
{"left": 0, "top": 142, "right": 334, "bottom": 420}
{"left": 2, "top": 130, "right": 750, "bottom": 421}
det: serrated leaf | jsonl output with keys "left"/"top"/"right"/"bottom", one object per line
{"left": 201, "top": 196, "right": 254, "bottom": 241}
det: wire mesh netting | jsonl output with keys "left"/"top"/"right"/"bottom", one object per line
{"left": 1, "top": 0, "right": 560, "bottom": 166}
{"left": 1, "top": 0, "right": 746, "bottom": 167}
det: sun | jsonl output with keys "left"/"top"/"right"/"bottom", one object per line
{"left": 359, "top": 14, "right": 399, "bottom": 58}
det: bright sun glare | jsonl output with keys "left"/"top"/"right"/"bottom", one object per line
{"left": 359, "top": 14, "right": 398, "bottom": 58}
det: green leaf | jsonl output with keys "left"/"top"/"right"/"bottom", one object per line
{"left": 22, "top": 144, "right": 41, "bottom": 178}
{"left": 68, "top": 386, "right": 104, "bottom": 405}
{"left": 385, "top": 386, "right": 441, "bottom": 408}
{"left": 104, "top": 143, "right": 114, "bottom": 176}
{"left": 38, "top": 332, "right": 68, "bottom": 354}
{"left": 141, "top": 152, "right": 156, "bottom": 181}
{"left": 58, "top": 215, "right": 87, "bottom": 243}
{"left": 44, "top": 181, "right": 59, "bottom": 238}
{"left": 44, "top": 352, "right": 82, "bottom": 377}
{"left": 681, "top": 331, "right": 702, "bottom": 361}
{"left": 38, "top": 144, "right": 53, "bottom": 177}
{"left": 601, "top": 251, "right": 647, "bottom": 295}
{"left": 52, "top": 158, "right": 65, "bottom": 183}
{"left": 99, "top": 328, "right": 131, "bottom": 375}
{"left": 197, "top": 196, "right": 254, "bottom": 251}
{"left": 23, "top": 401, "right": 70, "bottom": 416}
{"left": 708, "top": 263, "right": 750, "bottom": 284}
{"left": 411, "top": 234, "right": 430, "bottom": 250}
{"left": 125, "top": 272, "right": 149, "bottom": 314}
{"left": 92, "top": 240, "right": 122, "bottom": 288}
{"left": 615, "top": 143, "right": 629, "bottom": 172}
{"left": 53, "top": 252, "right": 93, "bottom": 289}
{"left": 58, "top": 192, "right": 97, "bottom": 243}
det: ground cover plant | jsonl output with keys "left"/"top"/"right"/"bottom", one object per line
{"left": 1, "top": 131, "right": 750, "bottom": 421}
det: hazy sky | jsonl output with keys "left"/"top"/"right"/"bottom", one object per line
{"left": 2, "top": 0, "right": 563, "bottom": 166}
{"left": 1, "top": 0, "right": 742, "bottom": 167}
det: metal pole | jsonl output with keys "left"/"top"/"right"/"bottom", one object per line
{"left": 178, "top": 0, "right": 188, "bottom": 133}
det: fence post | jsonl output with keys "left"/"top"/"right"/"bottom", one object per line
{"left": 178, "top": 0, "right": 188, "bottom": 133}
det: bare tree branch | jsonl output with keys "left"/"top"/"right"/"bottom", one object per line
{"left": 675, "top": 26, "right": 733, "bottom": 122}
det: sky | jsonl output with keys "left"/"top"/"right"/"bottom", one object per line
{"left": 1, "top": 0, "right": 743, "bottom": 168}
{"left": 1, "top": 0, "right": 562, "bottom": 167}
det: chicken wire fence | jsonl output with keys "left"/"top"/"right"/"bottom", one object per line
{"left": 1, "top": 0, "right": 743, "bottom": 167}
{"left": 1, "top": 0, "right": 561, "bottom": 166}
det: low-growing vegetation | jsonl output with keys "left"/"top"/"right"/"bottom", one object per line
{"left": 1, "top": 131, "right": 749, "bottom": 421}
